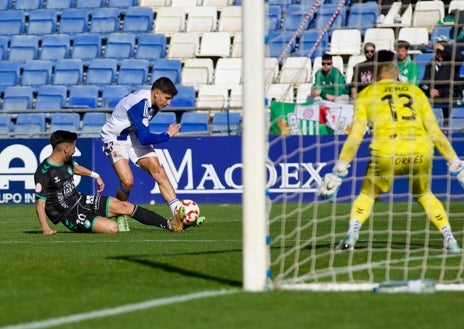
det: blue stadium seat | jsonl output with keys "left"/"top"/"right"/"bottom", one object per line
{"left": 0, "top": 0, "right": 13, "bottom": 10}
{"left": 268, "top": 0, "right": 294, "bottom": 12}
{"left": 101, "top": 85, "right": 131, "bottom": 108}
{"left": 108, "top": 0, "right": 138, "bottom": 8}
{"left": 296, "top": 29, "right": 328, "bottom": 60}
{"left": 8, "top": 35, "right": 39, "bottom": 62}
{"left": 76, "top": 0, "right": 105, "bottom": 8}
{"left": 0, "top": 61, "right": 20, "bottom": 91}
{"left": 86, "top": 58, "right": 118, "bottom": 85}
{"left": 36, "top": 86, "right": 68, "bottom": 109}
{"left": 151, "top": 59, "right": 182, "bottom": 84}
{"left": 60, "top": 9, "right": 90, "bottom": 34}
{"left": 346, "top": 2, "right": 378, "bottom": 36}
{"left": 45, "top": 0, "right": 74, "bottom": 9}
{"left": 0, "top": 36, "right": 8, "bottom": 61}
{"left": 123, "top": 7, "right": 154, "bottom": 33}
{"left": 149, "top": 112, "right": 177, "bottom": 133}
{"left": 27, "top": 10, "right": 58, "bottom": 35}
{"left": 432, "top": 107, "right": 444, "bottom": 128}
{"left": 0, "top": 11, "right": 26, "bottom": 35}
{"left": 267, "top": 5, "right": 282, "bottom": 31}
{"left": 40, "top": 34, "right": 71, "bottom": 61}
{"left": 118, "top": 59, "right": 150, "bottom": 86}
{"left": 49, "top": 112, "right": 81, "bottom": 132}
{"left": 80, "top": 112, "right": 107, "bottom": 137}
{"left": 14, "top": 0, "right": 44, "bottom": 10}
{"left": 449, "top": 107, "right": 464, "bottom": 131}
{"left": 266, "top": 31, "right": 297, "bottom": 60}
{"left": 21, "top": 60, "right": 53, "bottom": 86}
{"left": 53, "top": 59, "right": 84, "bottom": 86}
{"left": 314, "top": 4, "right": 346, "bottom": 36}
{"left": 71, "top": 33, "right": 102, "bottom": 61}
{"left": 211, "top": 112, "right": 241, "bottom": 135}
{"left": 90, "top": 8, "right": 121, "bottom": 34}
{"left": 104, "top": 32, "right": 136, "bottom": 59}
{"left": 283, "top": 4, "right": 313, "bottom": 31}
{"left": 179, "top": 111, "right": 210, "bottom": 134}
{"left": 168, "top": 85, "right": 196, "bottom": 108}
{"left": 136, "top": 33, "right": 166, "bottom": 60}
{"left": 414, "top": 53, "right": 434, "bottom": 81}
{"left": 0, "top": 114, "right": 12, "bottom": 136}
{"left": 69, "top": 85, "right": 100, "bottom": 108}
{"left": 3, "top": 86, "right": 34, "bottom": 110}
{"left": 14, "top": 113, "right": 46, "bottom": 137}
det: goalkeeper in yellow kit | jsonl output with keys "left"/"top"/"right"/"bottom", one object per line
{"left": 318, "top": 50, "right": 464, "bottom": 253}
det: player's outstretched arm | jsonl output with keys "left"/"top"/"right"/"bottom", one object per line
{"left": 449, "top": 157, "right": 464, "bottom": 189}
{"left": 74, "top": 164, "right": 105, "bottom": 193}
{"left": 317, "top": 160, "right": 349, "bottom": 201}
{"left": 35, "top": 198, "right": 57, "bottom": 235}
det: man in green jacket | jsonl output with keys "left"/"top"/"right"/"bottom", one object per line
{"left": 310, "top": 53, "right": 349, "bottom": 104}
{"left": 396, "top": 40, "right": 420, "bottom": 85}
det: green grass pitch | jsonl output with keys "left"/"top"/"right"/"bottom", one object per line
{"left": 2, "top": 203, "right": 464, "bottom": 329}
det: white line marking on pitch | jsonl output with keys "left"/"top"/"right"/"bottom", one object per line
{"left": 0, "top": 289, "right": 238, "bottom": 329}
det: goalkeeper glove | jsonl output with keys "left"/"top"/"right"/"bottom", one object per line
{"left": 317, "top": 160, "right": 349, "bottom": 201}
{"left": 449, "top": 157, "right": 464, "bottom": 189}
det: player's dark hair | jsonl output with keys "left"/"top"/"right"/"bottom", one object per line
{"left": 50, "top": 130, "right": 78, "bottom": 149}
{"left": 374, "top": 50, "right": 397, "bottom": 79}
{"left": 151, "top": 77, "right": 178, "bottom": 96}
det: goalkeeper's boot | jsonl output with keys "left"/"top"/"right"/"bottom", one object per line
{"left": 169, "top": 206, "right": 184, "bottom": 233}
{"left": 183, "top": 216, "right": 206, "bottom": 230}
{"left": 116, "top": 215, "right": 130, "bottom": 232}
{"left": 337, "top": 233, "right": 357, "bottom": 251}
{"left": 445, "top": 239, "right": 461, "bottom": 254}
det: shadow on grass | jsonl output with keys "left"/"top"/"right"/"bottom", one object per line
{"left": 108, "top": 254, "right": 242, "bottom": 288}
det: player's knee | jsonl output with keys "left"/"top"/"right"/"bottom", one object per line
{"left": 119, "top": 180, "right": 134, "bottom": 190}
{"left": 108, "top": 221, "right": 119, "bottom": 234}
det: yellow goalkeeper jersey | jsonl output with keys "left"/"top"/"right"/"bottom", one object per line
{"left": 339, "top": 78, "right": 457, "bottom": 163}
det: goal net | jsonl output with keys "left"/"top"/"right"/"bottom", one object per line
{"left": 262, "top": 1, "right": 464, "bottom": 291}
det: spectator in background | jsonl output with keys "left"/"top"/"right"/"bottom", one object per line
{"left": 420, "top": 40, "right": 464, "bottom": 123}
{"left": 396, "top": 40, "right": 420, "bottom": 85}
{"left": 309, "top": 53, "right": 349, "bottom": 104}
{"left": 350, "top": 42, "right": 376, "bottom": 100}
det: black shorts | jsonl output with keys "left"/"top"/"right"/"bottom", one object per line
{"left": 61, "top": 194, "right": 110, "bottom": 233}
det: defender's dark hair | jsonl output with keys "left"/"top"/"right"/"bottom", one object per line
{"left": 50, "top": 130, "right": 78, "bottom": 149}
{"left": 151, "top": 77, "right": 178, "bottom": 96}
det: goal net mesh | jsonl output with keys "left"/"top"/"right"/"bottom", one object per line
{"left": 265, "top": 0, "right": 464, "bottom": 291}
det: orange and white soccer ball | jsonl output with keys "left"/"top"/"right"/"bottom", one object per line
{"left": 176, "top": 199, "right": 200, "bottom": 225}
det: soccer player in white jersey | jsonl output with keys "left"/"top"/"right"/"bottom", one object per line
{"left": 318, "top": 50, "right": 464, "bottom": 253}
{"left": 101, "top": 77, "right": 183, "bottom": 231}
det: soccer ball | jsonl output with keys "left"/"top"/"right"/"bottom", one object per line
{"left": 176, "top": 199, "right": 200, "bottom": 225}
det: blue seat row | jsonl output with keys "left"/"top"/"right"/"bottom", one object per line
{"left": 0, "top": 32, "right": 166, "bottom": 62}
{"left": 0, "top": 0, "right": 138, "bottom": 11}
{"left": 0, "top": 7, "right": 154, "bottom": 36}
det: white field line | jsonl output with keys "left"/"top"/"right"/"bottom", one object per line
{"left": 0, "top": 289, "right": 238, "bottom": 329}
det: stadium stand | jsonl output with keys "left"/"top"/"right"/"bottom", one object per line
{"left": 283, "top": 4, "right": 313, "bottom": 31}
{"left": 21, "top": 60, "right": 53, "bottom": 87}
{"left": 0, "top": 10, "right": 26, "bottom": 35}
{"left": 266, "top": 31, "right": 296, "bottom": 60}
{"left": 90, "top": 7, "right": 122, "bottom": 34}
{"left": 267, "top": 5, "right": 282, "bottom": 31}
{"left": 76, "top": 0, "right": 106, "bottom": 9}
{"left": 218, "top": 5, "right": 242, "bottom": 35}
{"left": 0, "top": 62, "right": 21, "bottom": 92}
{"left": 265, "top": 83, "right": 294, "bottom": 103}
{"left": 40, "top": 34, "right": 71, "bottom": 61}
{"left": 295, "top": 29, "right": 329, "bottom": 60}
{"left": 13, "top": 113, "right": 46, "bottom": 137}
{"left": 136, "top": 33, "right": 167, "bottom": 59}
{"left": 229, "top": 84, "right": 243, "bottom": 108}
{"left": 213, "top": 57, "right": 242, "bottom": 89}
{"left": 346, "top": 1, "right": 378, "bottom": 36}
{"left": 167, "top": 32, "right": 200, "bottom": 61}
{"left": 36, "top": 86, "right": 68, "bottom": 109}
{"left": 53, "top": 59, "right": 84, "bottom": 86}
{"left": 264, "top": 57, "right": 279, "bottom": 84}
{"left": 140, "top": 0, "right": 169, "bottom": 10}
{"left": 104, "top": 32, "right": 136, "bottom": 59}
{"left": 3, "top": 86, "right": 34, "bottom": 110}
{"left": 196, "top": 84, "right": 230, "bottom": 110}
{"left": 0, "top": 114, "right": 12, "bottom": 136}
{"left": 197, "top": 31, "right": 231, "bottom": 58}
{"left": 0, "top": 0, "right": 13, "bottom": 10}
{"left": 295, "top": 83, "right": 313, "bottom": 103}
{"left": 179, "top": 111, "right": 210, "bottom": 134}
{"left": 68, "top": 85, "right": 100, "bottom": 108}
{"left": 59, "top": 9, "right": 90, "bottom": 34}
{"left": 14, "top": 0, "right": 43, "bottom": 10}
{"left": 123, "top": 6, "right": 154, "bottom": 33}
{"left": 101, "top": 85, "right": 131, "bottom": 108}
{"left": 364, "top": 27, "right": 395, "bottom": 51}
{"left": 49, "top": 113, "right": 81, "bottom": 132}
{"left": 186, "top": 6, "right": 217, "bottom": 35}
{"left": 168, "top": 85, "right": 196, "bottom": 108}
{"left": 329, "top": 28, "right": 362, "bottom": 55}
{"left": 71, "top": 33, "right": 102, "bottom": 61}
{"left": 153, "top": 6, "right": 187, "bottom": 36}
{"left": 27, "top": 10, "right": 58, "bottom": 35}
{"left": 86, "top": 58, "right": 119, "bottom": 86}
{"left": 8, "top": 35, "right": 39, "bottom": 62}
{"left": 279, "top": 57, "right": 312, "bottom": 84}
{"left": 151, "top": 58, "right": 183, "bottom": 84}
{"left": 449, "top": 107, "right": 464, "bottom": 130}
{"left": 80, "top": 112, "right": 107, "bottom": 137}
{"left": 211, "top": 111, "right": 241, "bottom": 135}
{"left": 108, "top": 0, "right": 139, "bottom": 8}
{"left": 118, "top": 59, "right": 150, "bottom": 86}
{"left": 45, "top": 0, "right": 74, "bottom": 10}
{"left": 149, "top": 111, "right": 177, "bottom": 133}
{"left": 181, "top": 58, "right": 215, "bottom": 89}
{"left": 0, "top": 36, "right": 9, "bottom": 61}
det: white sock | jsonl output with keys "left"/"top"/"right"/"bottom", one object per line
{"left": 168, "top": 198, "right": 180, "bottom": 216}
{"left": 348, "top": 220, "right": 362, "bottom": 239}
{"left": 441, "top": 226, "right": 456, "bottom": 242}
